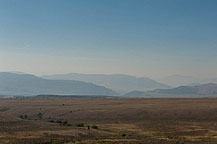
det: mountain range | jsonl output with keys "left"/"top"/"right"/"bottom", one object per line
{"left": 0, "top": 72, "right": 118, "bottom": 96}
{"left": 1, "top": 72, "right": 217, "bottom": 98}
{"left": 159, "top": 75, "right": 217, "bottom": 87}
{"left": 152, "top": 83, "right": 217, "bottom": 95}
{"left": 41, "top": 73, "right": 170, "bottom": 94}
{"left": 124, "top": 83, "right": 217, "bottom": 98}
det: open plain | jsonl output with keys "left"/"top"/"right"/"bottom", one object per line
{"left": 1, "top": 98, "right": 217, "bottom": 144}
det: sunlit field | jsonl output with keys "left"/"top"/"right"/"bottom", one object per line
{"left": 1, "top": 98, "right": 217, "bottom": 144}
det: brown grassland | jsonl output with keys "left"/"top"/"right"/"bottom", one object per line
{"left": 1, "top": 98, "right": 217, "bottom": 144}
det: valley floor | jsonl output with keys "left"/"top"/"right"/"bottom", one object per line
{"left": 1, "top": 98, "right": 217, "bottom": 144}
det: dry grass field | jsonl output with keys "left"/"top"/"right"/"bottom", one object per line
{"left": 1, "top": 98, "right": 217, "bottom": 144}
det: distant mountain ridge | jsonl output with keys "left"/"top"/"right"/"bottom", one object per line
{"left": 152, "top": 83, "right": 217, "bottom": 95}
{"left": 123, "top": 90, "right": 146, "bottom": 97}
{"left": 0, "top": 72, "right": 118, "bottom": 96}
{"left": 41, "top": 73, "right": 170, "bottom": 94}
{"left": 124, "top": 83, "right": 217, "bottom": 98}
{"left": 160, "top": 75, "right": 217, "bottom": 87}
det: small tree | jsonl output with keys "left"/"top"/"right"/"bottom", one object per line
{"left": 19, "top": 115, "right": 24, "bottom": 119}
{"left": 37, "top": 113, "right": 43, "bottom": 119}
{"left": 24, "top": 114, "right": 28, "bottom": 119}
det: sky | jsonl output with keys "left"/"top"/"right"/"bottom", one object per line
{"left": 0, "top": 0, "right": 217, "bottom": 79}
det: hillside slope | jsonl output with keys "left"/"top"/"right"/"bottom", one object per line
{"left": 42, "top": 73, "right": 170, "bottom": 94}
{"left": 0, "top": 72, "right": 118, "bottom": 96}
{"left": 152, "top": 83, "right": 217, "bottom": 95}
{"left": 124, "top": 83, "right": 217, "bottom": 98}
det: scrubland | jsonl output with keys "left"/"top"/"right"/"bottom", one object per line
{"left": 1, "top": 98, "right": 217, "bottom": 144}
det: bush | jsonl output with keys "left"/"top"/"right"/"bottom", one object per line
{"left": 91, "top": 125, "right": 98, "bottom": 129}
{"left": 62, "top": 120, "right": 68, "bottom": 126}
{"left": 19, "top": 114, "right": 28, "bottom": 119}
{"left": 24, "top": 114, "right": 28, "bottom": 119}
{"left": 19, "top": 115, "right": 24, "bottom": 119}
{"left": 49, "top": 120, "right": 55, "bottom": 123}
{"left": 37, "top": 113, "right": 43, "bottom": 119}
{"left": 122, "top": 133, "right": 126, "bottom": 137}
{"left": 49, "top": 119, "right": 72, "bottom": 126}
{"left": 56, "top": 120, "right": 62, "bottom": 123}
{"left": 76, "top": 123, "right": 84, "bottom": 127}
{"left": 66, "top": 123, "right": 72, "bottom": 126}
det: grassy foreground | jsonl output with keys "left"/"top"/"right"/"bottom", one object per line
{"left": 1, "top": 98, "right": 217, "bottom": 144}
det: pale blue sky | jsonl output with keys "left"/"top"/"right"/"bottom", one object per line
{"left": 0, "top": 0, "right": 217, "bottom": 78}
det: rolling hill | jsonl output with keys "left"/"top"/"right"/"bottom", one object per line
{"left": 0, "top": 72, "right": 118, "bottom": 96}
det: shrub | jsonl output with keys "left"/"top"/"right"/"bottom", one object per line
{"left": 37, "top": 113, "right": 43, "bottom": 119}
{"left": 76, "top": 123, "right": 84, "bottom": 127}
{"left": 19, "top": 115, "right": 24, "bottom": 119}
{"left": 91, "top": 125, "right": 98, "bottom": 129}
{"left": 62, "top": 120, "right": 68, "bottom": 126}
{"left": 122, "top": 133, "right": 126, "bottom": 137}
{"left": 66, "top": 123, "right": 72, "bottom": 126}
{"left": 49, "top": 120, "right": 55, "bottom": 123}
{"left": 24, "top": 114, "right": 28, "bottom": 119}
{"left": 56, "top": 120, "right": 62, "bottom": 123}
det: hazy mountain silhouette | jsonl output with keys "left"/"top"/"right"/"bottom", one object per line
{"left": 0, "top": 72, "right": 118, "bottom": 96}
{"left": 160, "top": 75, "right": 217, "bottom": 87}
{"left": 152, "top": 83, "right": 217, "bottom": 95}
{"left": 42, "top": 73, "right": 170, "bottom": 94}
{"left": 123, "top": 90, "right": 146, "bottom": 97}
{"left": 124, "top": 83, "right": 217, "bottom": 98}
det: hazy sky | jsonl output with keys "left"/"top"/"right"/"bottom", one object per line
{"left": 0, "top": 0, "right": 217, "bottom": 78}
